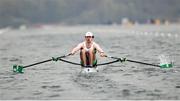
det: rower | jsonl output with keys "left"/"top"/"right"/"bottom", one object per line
{"left": 70, "top": 32, "right": 107, "bottom": 68}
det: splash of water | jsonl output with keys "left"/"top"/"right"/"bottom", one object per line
{"left": 158, "top": 54, "right": 173, "bottom": 68}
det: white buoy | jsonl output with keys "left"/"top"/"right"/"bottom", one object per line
{"left": 174, "top": 34, "right": 178, "bottom": 38}
{"left": 144, "top": 32, "right": 148, "bottom": 36}
{"left": 160, "top": 33, "right": 165, "bottom": 37}
{"left": 167, "top": 33, "right": 171, "bottom": 37}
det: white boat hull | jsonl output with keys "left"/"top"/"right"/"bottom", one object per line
{"left": 80, "top": 68, "right": 98, "bottom": 74}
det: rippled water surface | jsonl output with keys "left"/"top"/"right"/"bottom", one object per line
{"left": 0, "top": 25, "right": 180, "bottom": 100}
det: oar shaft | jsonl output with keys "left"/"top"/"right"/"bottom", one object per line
{"left": 127, "top": 59, "right": 161, "bottom": 67}
{"left": 23, "top": 59, "right": 52, "bottom": 68}
{"left": 23, "top": 54, "right": 71, "bottom": 68}
{"left": 107, "top": 56, "right": 161, "bottom": 67}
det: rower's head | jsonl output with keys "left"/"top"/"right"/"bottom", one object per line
{"left": 85, "top": 32, "right": 94, "bottom": 43}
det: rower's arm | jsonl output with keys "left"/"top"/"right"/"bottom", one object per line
{"left": 70, "top": 43, "right": 83, "bottom": 55}
{"left": 93, "top": 42, "right": 107, "bottom": 57}
{"left": 94, "top": 43, "right": 104, "bottom": 53}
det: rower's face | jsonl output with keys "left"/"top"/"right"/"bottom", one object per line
{"left": 85, "top": 36, "right": 93, "bottom": 42}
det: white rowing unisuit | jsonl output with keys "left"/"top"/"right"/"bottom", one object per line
{"left": 83, "top": 42, "right": 94, "bottom": 52}
{"left": 71, "top": 41, "right": 104, "bottom": 54}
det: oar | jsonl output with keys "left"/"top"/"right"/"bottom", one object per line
{"left": 106, "top": 56, "right": 173, "bottom": 68}
{"left": 13, "top": 54, "right": 71, "bottom": 73}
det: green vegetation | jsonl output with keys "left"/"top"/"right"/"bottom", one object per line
{"left": 0, "top": 0, "right": 180, "bottom": 28}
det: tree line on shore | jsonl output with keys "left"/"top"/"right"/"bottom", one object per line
{"left": 0, "top": 0, "right": 180, "bottom": 28}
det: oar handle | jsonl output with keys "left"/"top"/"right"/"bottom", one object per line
{"left": 106, "top": 56, "right": 119, "bottom": 59}
{"left": 106, "top": 56, "right": 124, "bottom": 60}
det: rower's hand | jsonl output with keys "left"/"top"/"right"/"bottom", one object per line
{"left": 100, "top": 52, "right": 107, "bottom": 57}
{"left": 70, "top": 53, "right": 75, "bottom": 56}
{"left": 119, "top": 58, "right": 126, "bottom": 62}
{"left": 70, "top": 52, "right": 75, "bottom": 55}
{"left": 52, "top": 57, "right": 59, "bottom": 62}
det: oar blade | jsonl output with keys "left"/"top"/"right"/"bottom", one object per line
{"left": 159, "top": 54, "right": 173, "bottom": 68}
{"left": 13, "top": 65, "right": 24, "bottom": 73}
{"left": 160, "top": 63, "right": 173, "bottom": 68}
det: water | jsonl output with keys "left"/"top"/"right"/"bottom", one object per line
{"left": 0, "top": 25, "right": 180, "bottom": 100}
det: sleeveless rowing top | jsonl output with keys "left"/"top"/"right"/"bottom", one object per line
{"left": 80, "top": 42, "right": 97, "bottom": 67}
{"left": 83, "top": 42, "right": 94, "bottom": 51}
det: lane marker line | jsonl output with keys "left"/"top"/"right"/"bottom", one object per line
{"left": 125, "top": 30, "right": 179, "bottom": 38}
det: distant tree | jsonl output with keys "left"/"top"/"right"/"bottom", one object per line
{"left": 0, "top": 0, "right": 180, "bottom": 28}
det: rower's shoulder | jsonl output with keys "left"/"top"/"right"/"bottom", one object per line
{"left": 78, "top": 42, "right": 85, "bottom": 46}
{"left": 93, "top": 42, "right": 99, "bottom": 46}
